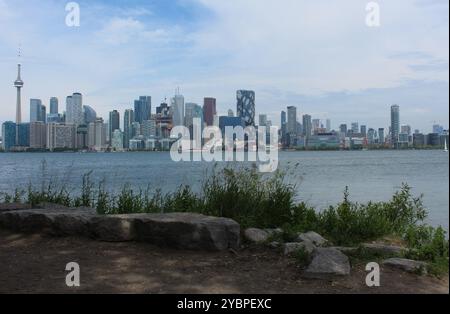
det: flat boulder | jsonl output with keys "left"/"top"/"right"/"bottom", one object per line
{"left": 244, "top": 228, "right": 270, "bottom": 244}
{"left": 90, "top": 216, "right": 137, "bottom": 242}
{"left": 297, "top": 231, "right": 328, "bottom": 247}
{"left": 0, "top": 203, "right": 32, "bottom": 213}
{"left": 383, "top": 258, "right": 428, "bottom": 274}
{"left": 362, "top": 243, "right": 405, "bottom": 255}
{"left": 303, "top": 248, "right": 351, "bottom": 279}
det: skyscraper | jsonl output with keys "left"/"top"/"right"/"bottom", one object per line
{"left": 378, "top": 128, "right": 385, "bottom": 144}
{"left": 203, "top": 98, "right": 217, "bottom": 127}
{"left": 50, "top": 97, "right": 58, "bottom": 114}
{"left": 287, "top": 106, "right": 297, "bottom": 135}
{"left": 259, "top": 114, "right": 268, "bottom": 127}
{"left": 171, "top": 93, "right": 185, "bottom": 127}
{"left": 339, "top": 124, "right": 348, "bottom": 137}
{"left": 134, "top": 96, "right": 152, "bottom": 124}
{"left": 83, "top": 105, "right": 97, "bottom": 124}
{"left": 17, "top": 123, "right": 30, "bottom": 147}
{"left": 14, "top": 63, "right": 24, "bottom": 124}
{"left": 361, "top": 125, "right": 367, "bottom": 137}
{"left": 302, "top": 114, "right": 312, "bottom": 137}
{"left": 123, "top": 109, "right": 134, "bottom": 149}
{"left": 185, "top": 103, "right": 203, "bottom": 130}
{"left": 30, "top": 99, "right": 46, "bottom": 123}
{"left": 66, "top": 93, "right": 84, "bottom": 125}
{"left": 391, "top": 105, "right": 400, "bottom": 148}
{"left": 30, "top": 122, "right": 47, "bottom": 149}
{"left": 326, "top": 119, "right": 331, "bottom": 132}
{"left": 351, "top": 122, "right": 359, "bottom": 134}
{"left": 237, "top": 90, "right": 255, "bottom": 127}
{"left": 109, "top": 110, "right": 120, "bottom": 143}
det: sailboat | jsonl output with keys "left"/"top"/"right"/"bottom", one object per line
{"left": 444, "top": 139, "right": 448, "bottom": 153}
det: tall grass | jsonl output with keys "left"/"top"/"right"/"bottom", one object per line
{"left": 1, "top": 162, "right": 448, "bottom": 273}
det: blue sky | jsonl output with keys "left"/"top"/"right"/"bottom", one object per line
{"left": 0, "top": 0, "right": 448, "bottom": 132}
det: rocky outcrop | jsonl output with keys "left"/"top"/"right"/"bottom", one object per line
{"left": 0, "top": 203, "right": 32, "bottom": 213}
{"left": 297, "top": 231, "right": 328, "bottom": 247}
{"left": 303, "top": 248, "right": 351, "bottom": 279}
{"left": 284, "top": 241, "right": 315, "bottom": 256}
{"left": 0, "top": 208, "right": 240, "bottom": 251}
{"left": 244, "top": 228, "right": 270, "bottom": 243}
{"left": 383, "top": 258, "right": 428, "bottom": 274}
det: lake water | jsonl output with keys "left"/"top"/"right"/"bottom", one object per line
{"left": 0, "top": 150, "right": 448, "bottom": 230}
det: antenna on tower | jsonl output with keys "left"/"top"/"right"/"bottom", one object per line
{"left": 17, "top": 43, "right": 22, "bottom": 63}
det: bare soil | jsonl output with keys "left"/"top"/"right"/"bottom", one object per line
{"left": 0, "top": 230, "right": 448, "bottom": 294}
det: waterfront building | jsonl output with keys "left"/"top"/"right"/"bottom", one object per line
{"left": 306, "top": 133, "right": 340, "bottom": 149}
{"left": 433, "top": 124, "right": 444, "bottom": 135}
{"left": 236, "top": 90, "right": 255, "bottom": 127}
{"left": 413, "top": 133, "right": 425, "bottom": 148}
{"left": 367, "top": 128, "right": 376, "bottom": 144}
{"left": 30, "top": 122, "right": 47, "bottom": 149}
{"left": 203, "top": 98, "right": 217, "bottom": 127}
{"left": 1, "top": 122, "right": 16, "bottom": 151}
{"left": 111, "top": 129, "right": 124, "bottom": 151}
{"left": 339, "top": 124, "right": 348, "bottom": 138}
{"left": 326, "top": 119, "right": 331, "bottom": 132}
{"left": 134, "top": 96, "right": 152, "bottom": 124}
{"left": 426, "top": 133, "right": 440, "bottom": 147}
{"left": 87, "top": 118, "right": 106, "bottom": 151}
{"left": 17, "top": 123, "right": 30, "bottom": 147}
{"left": 391, "top": 105, "right": 400, "bottom": 148}
{"left": 351, "top": 122, "right": 359, "bottom": 134}
{"left": 47, "top": 123, "right": 76, "bottom": 151}
{"left": 76, "top": 124, "right": 88, "bottom": 149}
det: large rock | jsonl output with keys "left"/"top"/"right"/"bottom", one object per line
{"left": 297, "top": 231, "right": 328, "bottom": 247}
{"left": 244, "top": 228, "right": 270, "bottom": 243}
{"left": 0, "top": 208, "right": 240, "bottom": 251}
{"left": 284, "top": 240, "right": 315, "bottom": 256}
{"left": 0, "top": 203, "right": 32, "bottom": 213}
{"left": 383, "top": 258, "right": 428, "bottom": 274}
{"left": 362, "top": 243, "right": 405, "bottom": 255}
{"left": 303, "top": 248, "right": 351, "bottom": 279}
{"left": 90, "top": 216, "right": 137, "bottom": 242}
{"left": 131, "top": 213, "right": 240, "bottom": 251}
{"left": 0, "top": 207, "right": 96, "bottom": 236}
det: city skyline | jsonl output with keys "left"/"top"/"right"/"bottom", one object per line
{"left": 0, "top": 0, "right": 448, "bottom": 131}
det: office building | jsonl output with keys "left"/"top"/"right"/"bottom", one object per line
{"left": 134, "top": 96, "right": 152, "bottom": 124}
{"left": 302, "top": 114, "right": 312, "bottom": 138}
{"left": 30, "top": 122, "right": 47, "bottom": 149}
{"left": 47, "top": 123, "right": 76, "bottom": 151}
{"left": 66, "top": 93, "right": 84, "bottom": 125}
{"left": 203, "top": 98, "right": 217, "bottom": 127}
{"left": 50, "top": 97, "right": 58, "bottom": 114}
{"left": 123, "top": 109, "right": 134, "bottom": 149}
{"left": 109, "top": 110, "right": 120, "bottom": 143}
{"left": 30, "top": 99, "right": 46, "bottom": 123}
{"left": 171, "top": 93, "right": 184, "bottom": 127}
{"left": 111, "top": 129, "right": 124, "bottom": 151}
{"left": 83, "top": 105, "right": 97, "bottom": 124}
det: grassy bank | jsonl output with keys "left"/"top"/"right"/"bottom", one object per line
{"left": 1, "top": 164, "right": 448, "bottom": 275}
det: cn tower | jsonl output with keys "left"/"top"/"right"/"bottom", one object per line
{"left": 14, "top": 55, "right": 24, "bottom": 124}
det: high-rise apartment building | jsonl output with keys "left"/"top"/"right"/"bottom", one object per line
{"left": 302, "top": 114, "right": 312, "bottom": 138}
{"left": 171, "top": 93, "right": 184, "bottom": 127}
{"left": 123, "top": 109, "right": 134, "bottom": 149}
{"left": 50, "top": 97, "right": 58, "bottom": 114}
{"left": 109, "top": 110, "right": 120, "bottom": 143}
{"left": 66, "top": 93, "right": 84, "bottom": 125}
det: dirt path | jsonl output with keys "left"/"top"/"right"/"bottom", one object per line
{"left": 0, "top": 230, "right": 448, "bottom": 294}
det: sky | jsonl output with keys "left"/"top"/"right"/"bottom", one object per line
{"left": 0, "top": 0, "right": 448, "bottom": 132}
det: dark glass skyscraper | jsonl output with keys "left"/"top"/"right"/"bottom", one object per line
{"left": 17, "top": 123, "right": 30, "bottom": 147}
{"left": 134, "top": 96, "right": 152, "bottom": 124}
{"left": 203, "top": 98, "right": 217, "bottom": 127}
{"left": 1, "top": 122, "right": 16, "bottom": 151}
{"left": 236, "top": 90, "right": 255, "bottom": 127}
{"left": 124, "top": 109, "right": 134, "bottom": 149}
{"left": 109, "top": 110, "right": 120, "bottom": 143}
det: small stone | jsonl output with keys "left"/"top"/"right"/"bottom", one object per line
{"left": 383, "top": 258, "right": 428, "bottom": 274}
{"left": 297, "top": 231, "right": 328, "bottom": 246}
{"left": 244, "top": 228, "right": 270, "bottom": 243}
